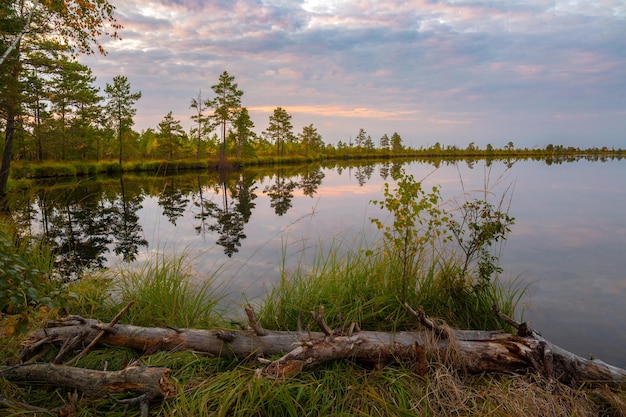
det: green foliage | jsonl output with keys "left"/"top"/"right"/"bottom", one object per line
{"left": 264, "top": 169, "right": 520, "bottom": 332}
{"left": 104, "top": 75, "right": 142, "bottom": 165}
{"left": 448, "top": 199, "right": 515, "bottom": 287}
{"left": 107, "top": 251, "right": 224, "bottom": 328}
{"left": 366, "top": 169, "right": 517, "bottom": 325}
{"left": 157, "top": 111, "right": 186, "bottom": 160}
{"left": 73, "top": 162, "right": 99, "bottom": 175}
{"left": 370, "top": 170, "right": 449, "bottom": 302}
{"left": 0, "top": 224, "right": 61, "bottom": 334}
{"left": 100, "top": 160, "right": 122, "bottom": 173}
{"left": 264, "top": 106, "right": 295, "bottom": 156}
{"left": 206, "top": 71, "right": 244, "bottom": 157}
{"left": 261, "top": 234, "right": 522, "bottom": 332}
{"left": 32, "top": 162, "right": 78, "bottom": 178}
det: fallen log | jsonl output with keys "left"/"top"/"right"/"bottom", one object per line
{"left": 20, "top": 308, "right": 626, "bottom": 386}
{"left": 1, "top": 363, "right": 176, "bottom": 405}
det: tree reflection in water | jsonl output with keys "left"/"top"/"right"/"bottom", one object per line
{"left": 193, "top": 170, "right": 257, "bottom": 257}
{"left": 6, "top": 162, "right": 390, "bottom": 274}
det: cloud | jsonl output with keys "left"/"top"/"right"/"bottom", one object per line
{"left": 82, "top": 0, "right": 626, "bottom": 148}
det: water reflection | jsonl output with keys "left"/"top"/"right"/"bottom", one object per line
{"left": 20, "top": 175, "right": 150, "bottom": 276}
{"left": 4, "top": 155, "right": 626, "bottom": 367}
{"left": 112, "top": 175, "right": 149, "bottom": 262}
{"left": 8, "top": 165, "right": 332, "bottom": 266}
{"left": 7, "top": 155, "right": 624, "bottom": 276}
{"left": 264, "top": 169, "right": 298, "bottom": 216}
{"left": 194, "top": 172, "right": 258, "bottom": 257}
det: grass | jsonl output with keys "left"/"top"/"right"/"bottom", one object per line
{"left": 3, "top": 355, "right": 616, "bottom": 416}
{"left": 65, "top": 250, "right": 226, "bottom": 329}
{"left": 260, "top": 237, "right": 525, "bottom": 334}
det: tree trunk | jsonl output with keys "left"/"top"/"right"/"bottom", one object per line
{"left": 0, "top": 112, "right": 16, "bottom": 199}
{"left": 21, "top": 314, "right": 626, "bottom": 386}
{"left": 1, "top": 363, "right": 176, "bottom": 400}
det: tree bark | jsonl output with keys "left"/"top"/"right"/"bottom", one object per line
{"left": 0, "top": 112, "right": 16, "bottom": 200}
{"left": 1, "top": 363, "right": 176, "bottom": 400}
{"left": 21, "top": 314, "right": 626, "bottom": 386}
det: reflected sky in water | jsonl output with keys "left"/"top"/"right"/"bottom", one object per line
{"left": 49, "top": 159, "right": 625, "bottom": 367}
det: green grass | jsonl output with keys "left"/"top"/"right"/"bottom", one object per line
{"left": 65, "top": 250, "right": 225, "bottom": 328}
{"left": 260, "top": 239, "right": 525, "bottom": 334}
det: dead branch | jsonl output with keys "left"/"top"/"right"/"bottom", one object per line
{"left": 245, "top": 304, "right": 267, "bottom": 336}
{"left": 64, "top": 301, "right": 134, "bottom": 365}
{"left": 18, "top": 308, "right": 626, "bottom": 387}
{"left": 1, "top": 363, "right": 176, "bottom": 401}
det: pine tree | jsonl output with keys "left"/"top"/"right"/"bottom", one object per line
{"left": 48, "top": 59, "right": 101, "bottom": 160}
{"left": 233, "top": 108, "right": 255, "bottom": 159}
{"left": 264, "top": 107, "right": 294, "bottom": 156}
{"left": 299, "top": 124, "right": 324, "bottom": 156}
{"left": 205, "top": 71, "right": 243, "bottom": 161}
{"left": 157, "top": 111, "right": 185, "bottom": 160}
{"left": 380, "top": 133, "right": 390, "bottom": 151}
{"left": 391, "top": 132, "right": 403, "bottom": 152}
{"left": 104, "top": 75, "right": 141, "bottom": 166}
{"left": 355, "top": 128, "right": 367, "bottom": 149}
{"left": 190, "top": 90, "right": 209, "bottom": 160}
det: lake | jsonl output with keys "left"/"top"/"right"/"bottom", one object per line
{"left": 12, "top": 156, "right": 626, "bottom": 368}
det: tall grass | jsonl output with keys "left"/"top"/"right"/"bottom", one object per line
{"left": 261, "top": 169, "right": 525, "bottom": 333}
{"left": 66, "top": 250, "right": 225, "bottom": 328}
{"left": 146, "top": 358, "right": 608, "bottom": 417}
{"left": 260, "top": 238, "right": 525, "bottom": 334}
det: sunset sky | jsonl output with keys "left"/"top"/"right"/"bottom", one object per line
{"left": 82, "top": 0, "right": 626, "bottom": 149}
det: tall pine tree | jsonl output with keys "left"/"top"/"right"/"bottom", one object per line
{"left": 205, "top": 71, "right": 243, "bottom": 162}
{"left": 104, "top": 75, "right": 141, "bottom": 166}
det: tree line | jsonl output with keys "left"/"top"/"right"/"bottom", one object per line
{"left": 1, "top": 1, "right": 411, "bottom": 196}
{"left": 1, "top": 0, "right": 120, "bottom": 196}
{"left": 2, "top": 1, "right": 624, "bottom": 199}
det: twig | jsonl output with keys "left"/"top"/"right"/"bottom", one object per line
{"left": 62, "top": 391, "right": 78, "bottom": 417}
{"left": 310, "top": 306, "right": 333, "bottom": 336}
{"left": 53, "top": 330, "right": 89, "bottom": 364}
{"left": 64, "top": 301, "right": 134, "bottom": 365}
{"left": 404, "top": 303, "right": 449, "bottom": 338}
{"left": 0, "top": 395, "right": 54, "bottom": 415}
{"left": 347, "top": 322, "right": 360, "bottom": 336}
{"left": 492, "top": 303, "right": 538, "bottom": 337}
{"left": 110, "top": 392, "right": 153, "bottom": 417}
{"left": 244, "top": 304, "right": 267, "bottom": 336}
{"left": 297, "top": 308, "right": 303, "bottom": 333}
{"left": 45, "top": 315, "right": 87, "bottom": 327}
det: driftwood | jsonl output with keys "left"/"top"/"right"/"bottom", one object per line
{"left": 17, "top": 305, "right": 626, "bottom": 387}
{"left": 1, "top": 363, "right": 176, "bottom": 416}
{"left": 1, "top": 363, "right": 175, "bottom": 399}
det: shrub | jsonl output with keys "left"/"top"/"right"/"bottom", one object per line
{"left": 31, "top": 163, "right": 77, "bottom": 178}
{"left": 0, "top": 225, "right": 61, "bottom": 334}
{"left": 263, "top": 169, "right": 522, "bottom": 333}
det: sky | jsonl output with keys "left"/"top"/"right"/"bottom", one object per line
{"left": 82, "top": 0, "right": 626, "bottom": 149}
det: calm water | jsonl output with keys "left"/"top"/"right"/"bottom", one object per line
{"left": 15, "top": 157, "right": 626, "bottom": 367}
